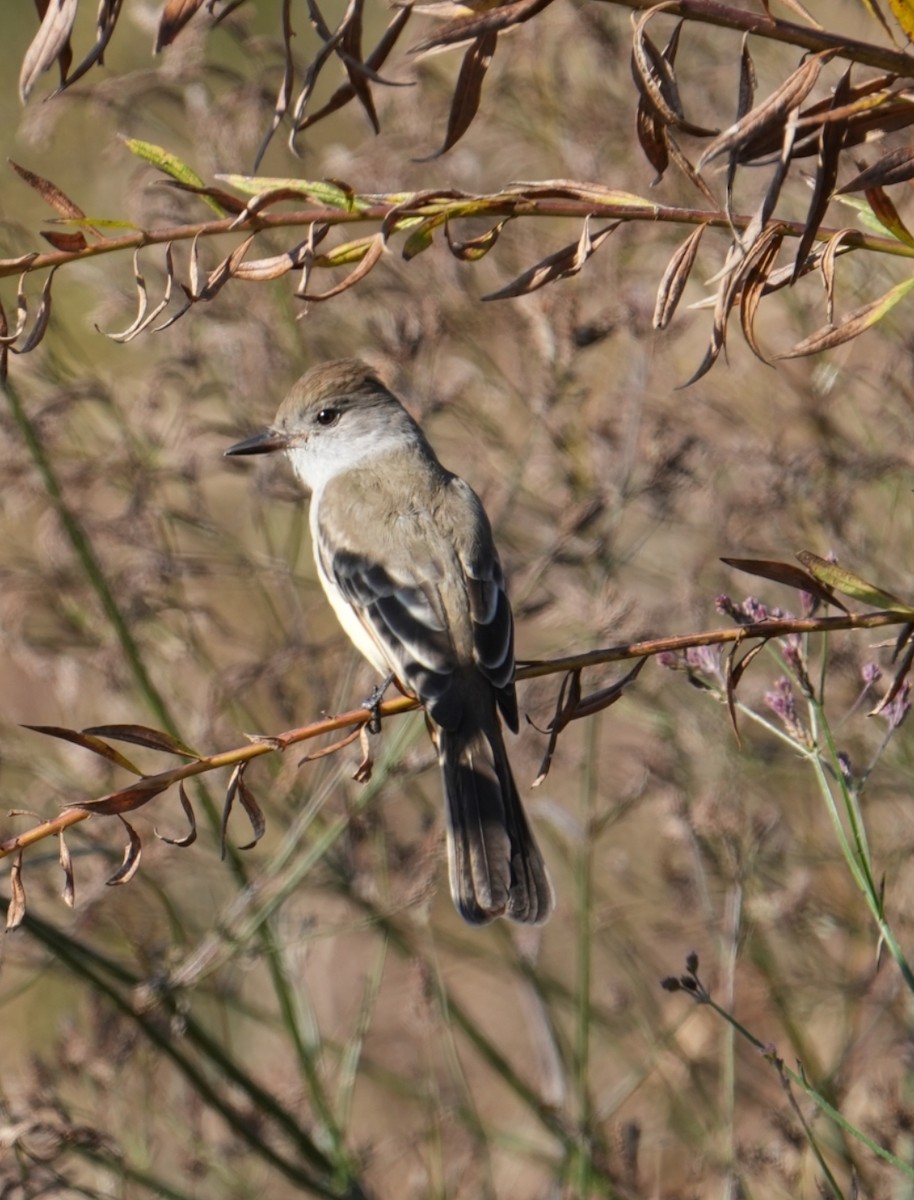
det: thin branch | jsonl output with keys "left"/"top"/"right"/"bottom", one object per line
{"left": 0, "top": 607, "right": 905, "bottom": 862}
{"left": 605, "top": 0, "right": 914, "bottom": 77}
{"left": 4, "top": 194, "right": 914, "bottom": 284}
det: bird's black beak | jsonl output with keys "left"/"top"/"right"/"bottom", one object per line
{"left": 224, "top": 429, "right": 289, "bottom": 457}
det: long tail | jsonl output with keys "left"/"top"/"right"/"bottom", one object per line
{"left": 437, "top": 718, "right": 554, "bottom": 925}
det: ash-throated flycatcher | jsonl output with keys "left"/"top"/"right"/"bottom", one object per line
{"left": 225, "top": 359, "right": 554, "bottom": 925}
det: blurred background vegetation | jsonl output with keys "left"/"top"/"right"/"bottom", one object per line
{"left": 3, "top": 1, "right": 914, "bottom": 1196}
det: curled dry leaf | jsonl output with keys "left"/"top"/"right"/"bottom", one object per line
{"left": 791, "top": 65, "right": 851, "bottom": 283}
{"left": 50, "top": 0, "right": 125, "bottom": 95}
{"left": 819, "top": 228, "right": 858, "bottom": 325}
{"left": 636, "top": 101, "right": 669, "bottom": 184}
{"left": 445, "top": 217, "right": 508, "bottom": 261}
{"left": 339, "top": 0, "right": 380, "bottom": 134}
{"left": 296, "top": 725, "right": 361, "bottom": 766}
{"left": 353, "top": 724, "right": 374, "bottom": 783}
{"left": 59, "top": 831, "right": 75, "bottom": 907}
{"left": 106, "top": 816, "right": 142, "bottom": 886}
{"left": 418, "top": 30, "right": 498, "bottom": 160}
{"left": 838, "top": 146, "right": 914, "bottom": 193}
{"left": 9, "top": 268, "right": 57, "bottom": 356}
{"left": 653, "top": 222, "right": 707, "bottom": 329}
{"left": 232, "top": 238, "right": 317, "bottom": 282}
{"left": 697, "top": 48, "right": 838, "bottom": 171}
{"left": 6, "top": 852, "right": 26, "bottom": 931}
{"left": 299, "top": 234, "right": 385, "bottom": 300}
{"left": 482, "top": 217, "right": 617, "bottom": 300}
{"left": 0, "top": 276, "right": 32, "bottom": 346}
{"left": 531, "top": 669, "right": 581, "bottom": 787}
{"left": 726, "top": 639, "right": 770, "bottom": 745}
{"left": 739, "top": 226, "right": 785, "bottom": 362}
{"left": 409, "top": 0, "right": 555, "bottom": 56}
{"left": 569, "top": 657, "right": 647, "bottom": 721}
{"left": 222, "top": 764, "right": 265, "bottom": 854}
{"left": 869, "top": 636, "right": 914, "bottom": 717}
{"left": 236, "top": 774, "right": 266, "bottom": 851}
{"left": 740, "top": 110, "right": 797, "bottom": 251}
{"left": 155, "top": 782, "right": 197, "bottom": 847}
{"left": 19, "top": 0, "right": 78, "bottom": 101}
{"left": 155, "top": 0, "right": 208, "bottom": 52}
{"left": 294, "top": 6, "right": 411, "bottom": 137}
{"left": 631, "top": 11, "right": 714, "bottom": 138}
{"left": 632, "top": 18, "right": 691, "bottom": 184}
{"left": 98, "top": 245, "right": 176, "bottom": 344}
{"left": 41, "top": 231, "right": 87, "bottom": 253}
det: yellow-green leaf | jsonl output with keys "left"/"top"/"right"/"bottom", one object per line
{"left": 887, "top": 0, "right": 914, "bottom": 37}
{"left": 217, "top": 174, "right": 373, "bottom": 212}
{"left": 315, "top": 237, "right": 379, "bottom": 267}
{"left": 121, "top": 137, "right": 224, "bottom": 216}
{"left": 796, "top": 551, "right": 914, "bottom": 613}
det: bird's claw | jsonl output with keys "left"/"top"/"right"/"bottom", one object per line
{"left": 362, "top": 673, "right": 394, "bottom": 735}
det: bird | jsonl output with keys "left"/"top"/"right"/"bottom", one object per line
{"left": 225, "top": 358, "right": 554, "bottom": 925}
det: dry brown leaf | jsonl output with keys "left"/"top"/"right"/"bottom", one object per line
{"left": 739, "top": 226, "right": 785, "bottom": 361}
{"left": 777, "top": 274, "right": 914, "bottom": 358}
{"left": 236, "top": 775, "right": 266, "bottom": 851}
{"left": 6, "top": 852, "right": 26, "bottom": 930}
{"left": 23, "top": 723, "right": 143, "bottom": 775}
{"left": 792, "top": 65, "right": 851, "bottom": 282}
{"left": 445, "top": 217, "right": 508, "bottom": 260}
{"left": 482, "top": 218, "right": 617, "bottom": 300}
{"left": 41, "top": 231, "right": 87, "bottom": 253}
{"left": 106, "top": 816, "right": 142, "bottom": 886}
{"left": 720, "top": 556, "right": 845, "bottom": 609}
{"left": 410, "top": 0, "right": 554, "bottom": 55}
{"left": 51, "top": 0, "right": 124, "bottom": 95}
{"left": 99, "top": 244, "right": 176, "bottom": 344}
{"left": 294, "top": 6, "right": 411, "bottom": 140}
{"left": 155, "top": 782, "right": 198, "bottom": 848}
{"left": 71, "top": 775, "right": 170, "bottom": 815}
{"left": 339, "top": 0, "right": 381, "bottom": 134}
{"left": 698, "top": 48, "right": 838, "bottom": 171}
{"left": 819, "top": 228, "right": 858, "bottom": 324}
{"left": 299, "top": 234, "right": 385, "bottom": 300}
{"left": 83, "top": 723, "right": 200, "bottom": 759}
{"left": 419, "top": 30, "right": 498, "bottom": 159}
{"left": 636, "top": 102, "right": 669, "bottom": 183}
{"left": 653, "top": 222, "right": 707, "bottom": 330}
{"left": 155, "top": 0, "right": 208, "bottom": 52}
{"left": 59, "top": 831, "right": 75, "bottom": 907}
{"left": 864, "top": 184, "right": 914, "bottom": 246}
{"left": 838, "top": 146, "right": 914, "bottom": 192}
{"left": 20, "top": 0, "right": 78, "bottom": 101}
{"left": 9, "top": 160, "right": 84, "bottom": 219}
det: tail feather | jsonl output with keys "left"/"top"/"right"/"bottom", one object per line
{"left": 438, "top": 721, "right": 554, "bottom": 925}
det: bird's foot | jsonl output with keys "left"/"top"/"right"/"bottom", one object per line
{"left": 362, "top": 673, "right": 395, "bottom": 734}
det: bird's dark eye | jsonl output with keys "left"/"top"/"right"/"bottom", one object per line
{"left": 315, "top": 408, "right": 340, "bottom": 427}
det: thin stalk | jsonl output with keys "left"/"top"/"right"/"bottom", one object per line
{"left": 573, "top": 710, "right": 598, "bottom": 1193}
{"left": 696, "top": 989, "right": 914, "bottom": 1181}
